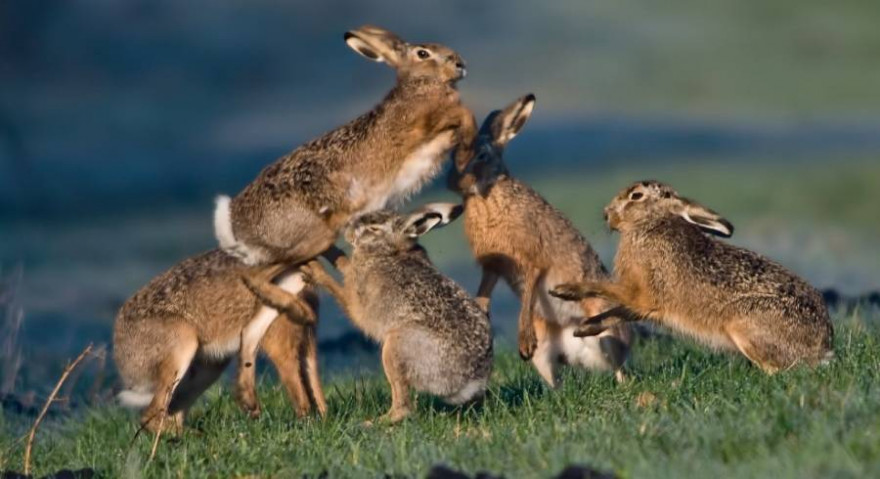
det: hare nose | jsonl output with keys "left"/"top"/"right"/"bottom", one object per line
{"left": 456, "top": 63, "right": 467, "bottom": 78}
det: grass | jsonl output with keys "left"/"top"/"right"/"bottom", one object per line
{"left": 2, "top": 310, "right": 879, "bottom": 478}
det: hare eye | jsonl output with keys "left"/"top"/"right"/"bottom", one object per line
{"left": 416, "top": 49, "right": 430, "bottom": 59}
{"left": 630, "top": 192, "right": 644, "bottom": 200}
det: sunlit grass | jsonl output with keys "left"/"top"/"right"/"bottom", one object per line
{"left": 2, "top": 312, "right": 879, "bottom": 478}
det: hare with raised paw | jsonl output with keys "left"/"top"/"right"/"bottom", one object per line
{"left": 449, "top": 94, "right": 630, "bottom": 387}
{"left": 551, "top": 181, "right": 834, "bottom": 373}
{"left": 303, "top": 203, "right": 492, "bottom": 424}
{"left": 214, "top": 25, "right": 477, "bottom": 269}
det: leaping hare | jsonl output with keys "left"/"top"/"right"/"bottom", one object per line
{"left": 303, "top": 203, "right": 492, "bottom": 423}
{"left": 551, "top": 181, "right": 834, "bottom": 373}
{"left": 113, "top": 251, "right": 325, "bottom": 434}
{"left": 214, "top": 25, "right": 477, "bottom": 274}
{"left": 449, "top": 94, "right": 630, "bottom": 387}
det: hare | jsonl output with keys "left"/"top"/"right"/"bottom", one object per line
{"left": 113, "top": 250, "right": 325, "bottom": 435}
{"left": 551, "top": 181, "right": 834, "bottom": 373}
{"left": 214, "top": 25, "right": 477, "bottom": 276}
{"left": 302, "top": 203, "right": 492, "bottom": 423}
{"left": 448, "top": 94, "right": 630, "bottom": 387}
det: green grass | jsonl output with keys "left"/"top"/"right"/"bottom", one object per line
{"left": 2, "top": 311, "right": 879, "bottom": 478}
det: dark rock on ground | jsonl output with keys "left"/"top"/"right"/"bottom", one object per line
{"left": 424, "top": 464, "right": 617, "bottom": 479}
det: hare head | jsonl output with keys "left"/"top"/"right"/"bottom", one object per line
{"left": 345, "top": 25, "right": 466, "bottom": 84}
{"left": 605, "top": 181, "right": 734, "bottom": 237}
{"left": 344, "top": 203, "right": 463, "bottom": 253}
{"left": 450, "top": 94, "right": 536, "bottom": 195}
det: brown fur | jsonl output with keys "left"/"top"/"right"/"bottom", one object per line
{"left": 302, "top": 204, "right": 492, "bottom": 423}
{"left": 551, "top": 181, "right": 834, "bottom": 373}
{"left": 113, "top": 250, "right": 325, "bottom": 434}
{"left": 218, "top": 25, "right": 477, "bottom": 268}
{"left": 450, "top": 95, "right": 630, "bottom": 387}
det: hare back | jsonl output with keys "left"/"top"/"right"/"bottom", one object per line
{"left": 465, "top": 178, "right": 605, "bottom": 278}
{"left": 616, "top": 220, "right": 825, "bottom": 320}
{"left": 116, "top": 250, "right": 251, "bottom": 324}
{"left": 353, "top": 256, "right": 490, "bottom": 348}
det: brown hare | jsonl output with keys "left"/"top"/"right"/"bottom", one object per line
{"left": 113, "top": 251, "right": 324, "bottom": 434}
{"left": 214, "top": 25, "right": 477, "bottom": 275}
{"left": 449, "top": 94, "right": 630, "bottom": 387}
{"left": 303, "top": 203, "right": 492, "bottom": 423}
{"left": 551, "top": 180, "right": 834, "bottom": 373}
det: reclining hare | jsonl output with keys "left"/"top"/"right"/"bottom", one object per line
{"left": 303, "top": 203, "right": 492, "bottom": 423}
{"left": 114, "top": 251, "right": 324, "bottom": 434}
{"left": 449, "top": 94, "right": 630, "bottom": 387}
{"left": 552, "top": 181, "right": 834, "bottom": 373}
{"left": 215, "top": 25, "right": 476, "bottom": 273}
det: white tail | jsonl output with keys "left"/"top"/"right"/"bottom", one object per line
{"left": 117, "top": 389, "right": 154, "bottom": 409}
{"left": 213, "top": 195, "right": 267, "bottom": 265}
{"left": 445, "top": 378, "right": 487, "bottom": 405}
{"left": 214, "top": 195, "right": 237, "bottom": 251}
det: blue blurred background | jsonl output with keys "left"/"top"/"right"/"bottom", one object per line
{"left": 1, "top": 0, "right": 879, "bottom": 395}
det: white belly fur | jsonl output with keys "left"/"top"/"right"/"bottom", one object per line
{"left": 534, "top": 274, "right": 613, "bottom": 371}
{"left": 350, "top": 132, "right": 454, "bottom": 214}
{"left": 535, "top": 275, "right": 588, "bottom": 327}
{"left": 389, "top": 132, "right": 453, "bottom": 205}
{"left": 558, "top": 326, "right": 615, "bottom": 371}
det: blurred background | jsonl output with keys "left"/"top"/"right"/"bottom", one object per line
{"left": 1, "top": 0, "right": 879, "bottom": 399}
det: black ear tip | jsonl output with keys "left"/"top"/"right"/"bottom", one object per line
{"left": 344, "top": 32, "right": 355, "bottom": 41}
{"left": 450, "top": 204, "right": 465, "bottom": 220}
{"left": 722, "top": 221, "right": 735, "bottom": 237}
{"left": 524, "top": 93, "right": 536, "bottom": 103}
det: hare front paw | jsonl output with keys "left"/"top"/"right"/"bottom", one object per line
{"left": 550, "top": 283, "right": 589, "bottom": 301}
{"left": 574, "top": 322, "right": 607, "bottom": 338}
{"left": 518, "top": 328, "right": 538, "bottom": 360}
{"left": 234, "top": 387, "right": 262, "bottom": 419}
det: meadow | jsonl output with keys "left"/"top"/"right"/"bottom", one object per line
{"left": 3, "top": 1, "right": 880, "bottom": 476}
{"left": 1, "top": 158, "right": 879, "bottom": 477}
{"left": 2, "top": 310, "right": 879, "bottom": 478}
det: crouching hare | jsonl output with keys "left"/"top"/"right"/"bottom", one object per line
{"left": 113, "top": 251, "right": 325, "bottom": 435}
{"left": 449, "top": 94, "right": 630, "bottom": 387}
{"left": 303, "top": 203, "right": 492, "bottom": 423}
{"left": 215, "top": 25, "right": 477, "bottom": 272}
{"left": 552, "top": 181, "right": 834, "bottom": 373}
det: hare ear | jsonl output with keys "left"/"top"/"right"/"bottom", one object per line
{"left": 680, "top": 199, "right": 734, "bottom": 237}
{"left": 344, "top": 26, "right": 405, "bottom": 66}
{"left": 402, "top": 203, "right": 463, "bottom": 238}
{"left": 417, "top": 202, "right": 464, "bottom": 226}
{"left": 486, "top": 94, "right": 536, "bottom": 147}
{"left": 403, "top": 213, "right": 444, "bottom": 238}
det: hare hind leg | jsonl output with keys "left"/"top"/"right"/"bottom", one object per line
{"left": 378, "top": 330, "right": 415, "bottom": 424}
{"left": 168, "top": 357, "right": 232, "bottom": 415}
{"left": 531, "top": 316, "right": 560, "bottom": 388}
{"left": 726, "top": 321, "right": 792, "bottom": 374}
{"left": 141, "top": 326, "right": 199, "bottom": 435}
{"left": 236, "top": 270, "right": 314, "bottom": 417}
{"left": 261, "top": 316, "right": 315, "bottom": 418}
{"left": 303, "top": 325, "right": 327, "bottom": 416}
